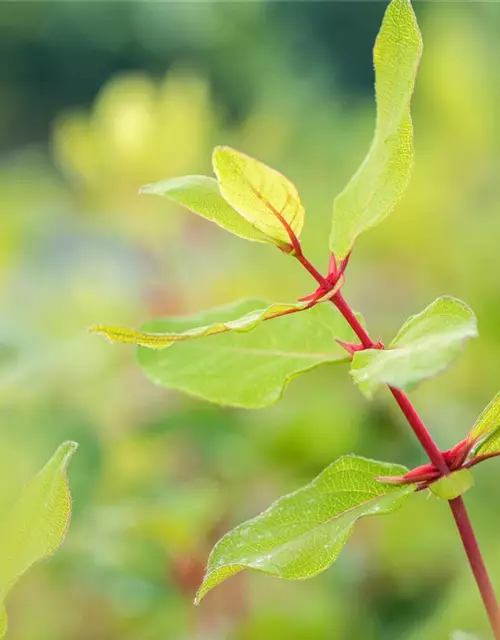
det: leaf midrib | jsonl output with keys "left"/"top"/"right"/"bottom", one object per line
{"left": 163, "top": 342, "right": 347, "bottom": 361}
{"left": 210, "top": 484, "right": 409, "bottom": 571}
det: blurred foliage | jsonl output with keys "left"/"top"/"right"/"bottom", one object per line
{"left": 0, "top": 2, "right": 499, "bottom": 639}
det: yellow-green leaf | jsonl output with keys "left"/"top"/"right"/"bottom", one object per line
{"left": 140, "top": 175, "right": 269, "bottom": 244}
{"left": 329, "top": 0, "right": 422, "bottom": 259}
{"left": 90, "top": 300, "right": 310, "bottom": 349}
{"left": 195, "top": 455, "right": 413, "bottom": 604}
{"left": 136, "top": 299, "right": 363, "bottom": 408}
{"left": 466, "top": 391, "right": 500, "bottom": 455}
{"left": 0, "top": 442, "right": 78, "bottom": 635}
{"left": 213, "top": 146, "right": 304, "bottom": 249}
{"left": 429, "top": 469, "right": 474, "bottom": 500}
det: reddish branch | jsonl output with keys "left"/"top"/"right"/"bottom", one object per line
{"left": 450, "top": 497, "right": 500, "bottom": 637}
{"left": 226, "top": 77, "right": 500, "bottom": 638}
{"left": 288, "top": 235, "right": 500, "bottom": 635}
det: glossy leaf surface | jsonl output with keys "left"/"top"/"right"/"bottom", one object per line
{"left": 196, "top": 455, "right": 413, "bottom": 603}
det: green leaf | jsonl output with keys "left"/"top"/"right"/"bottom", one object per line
{"left": 466, "top": 391, "right": 500, "bottom": 455}
{"left": 213, "top": 146, "right": 305, "bottom": 250}
{"left": 0, "top": 442, "right": 77, "bottom": 634}
{"left": 137, "top": 299, "right": 362, "bottom": 408}
{"left": 91, "top": 300, "right": 309, "bottom": 349}
{"left": 329, "top": 0, "right": 422, "bottom": 259}
{"left": 429, "top": 469, "right": 474, "bottom": 500}
{"left": 140, "top": 175, "right": 269, "bottom": 244}
{"left": 195, "top": 455, "right": 413, "bottom": 604}
{"left": 351, "top": 297, "right": 477, "bottom": 399}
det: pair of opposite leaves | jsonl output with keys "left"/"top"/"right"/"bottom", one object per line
{"left": 196, "top": 390, "right": 500, "bottom": 604}
{"left": 142, "top": 0, "right": 422, "bottom": 259}
{"left": 93, "top": 293, "right": 479, "bottom": 410}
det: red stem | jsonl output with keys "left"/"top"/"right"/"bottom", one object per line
{"left": 449, "top": 497, "right": 500, "bottom": 636}
{"left": 295, "top": 251, "right": 330, "bottom": 288}
{"left": 337, "top": 291, "right": 500, "bottom": 636}
{"left": 389, "top": 387, "right": 449, "bottom": 475}
{"left": 333, "top": 293, "right": 449, "bottom": 472}
{"left": 296, "top": 259, "right": 500, "bottom": 636}
{"left": 332, "top": 292, "right": 373, "bottom": 349}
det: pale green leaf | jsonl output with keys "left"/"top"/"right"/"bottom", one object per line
{"left": 429, "top": 469, "right": 474, "bottom": 500}
{"left": 213, "top": 146, "right": 304, "bottom": 249}
{"left": 330, "top": 0, "right": 422, "bottom": 259}
{"left": 0, "top": 442, "right": 77, "bottom": 626}
{"left": 466, "top": 391, "right": 500, "bottom": 455}
{"left": 195, "top": 455, "right": 413, "bottom": 603}
{"left": 140, "top": 175, "right": 269, "bottom": 244}
{"left": 351, "top": 297, "right": 477, "bottom": 399}
{"left": 137, "top": 299, "right": 362, "bottom": 408}
{"left": 91, "top": 301, "right": 309, "bottom": 349}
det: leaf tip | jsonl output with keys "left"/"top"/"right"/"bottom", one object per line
{"left": 212, "top": 145, "right": 231, "bottom": 170}
{"left": 88, "top": 324, "right": 102, "bottom": 333}
{"left": 194, "top": 581, "right": 209, "bottom": 606}
{"left": 56, "top": 441, "right": 79, "bottom": 469}
{"left": 89, "top": 325, "right": 126, "bottom": 345}
{"left": 88, "top": 325, "right": 110, "bottom": 341}
{"left": 212, "top": 145, "right": 244, "bottom": 172}
{"left": 212, "top": 144, "right": 231, "bottom": 155}
{"left": 138, "top": 183, "right": 152, "bottom": 195}
{"left": 349, "top": 365, "right": 376, "bottom": 400}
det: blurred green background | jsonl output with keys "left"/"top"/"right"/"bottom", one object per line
{"left": 1, "top": 2, "right": 500, "bottom": 639}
